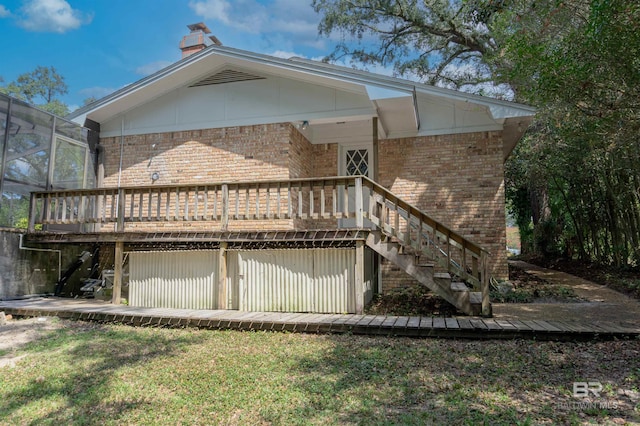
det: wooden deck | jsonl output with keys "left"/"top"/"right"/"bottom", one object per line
{"left": 2, "top": 297, "right": 639, "bottom": 341}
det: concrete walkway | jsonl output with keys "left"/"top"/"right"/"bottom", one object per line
{"left": 494, "top": 260, "right": 640, "bottom": 327}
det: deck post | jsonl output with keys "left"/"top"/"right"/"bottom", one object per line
{"left": 218, "top": 242, "right": 228, "bottom": 309}
{"left": 355, "top": 176, "right": 363, "bottom": 229}
{"left": 472, "top": 256, "right": 479, "bottom": 282}
{"left": 112, "top": 240, "right": 124, "bottom": 305}
{"left": 116, "top": 189, "right": 125, "bottom": 232}
{"left": 480, "top": 251, "right": 492, "bottom": 317}
{"left": 355, "top": 240, "right": 365, "bottom": 314}
{"left": 221, "top": 184, "right": 229, "bottom": 230}
{"left": 28, "top": 193, "right": 37, "bottom": 233}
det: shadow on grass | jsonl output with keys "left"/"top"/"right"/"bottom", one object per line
{"left": 1, "top": 322, "right": 637, "bottom": 425}
{"left": 285, "top": 335, "right": 640, "bottom": 425}
{"left": 0, "top": 321, "right": 205, "bottom": 424}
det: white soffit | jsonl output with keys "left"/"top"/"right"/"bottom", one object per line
{"left": 374, "top": 96, "right": 418, "bottom": 136}
{"left": 365, "top": 85, "right": 411, "bottom": 100}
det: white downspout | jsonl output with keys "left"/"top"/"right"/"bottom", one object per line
{"left": 115, "top": 117, "right": 125, "bottom": 232}
{"left": 19, "top": 234, "right": 62, "bottom": 282}
{"left": 117, "top": 117, "right": 125, "bottom": 188}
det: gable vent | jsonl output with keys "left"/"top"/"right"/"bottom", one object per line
{"left": 189, "top": 69, "right": 265, "bottom": 87}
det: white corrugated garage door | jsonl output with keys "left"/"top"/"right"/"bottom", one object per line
{"left": 129, "top": 250, "right": 219, "bottom": 309}
{"left": 234, "top": 248, "right": 356, "bottom": 313}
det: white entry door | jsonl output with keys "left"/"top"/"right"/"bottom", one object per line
{"left": 339, "top": 144, "right": 374, "bottom": 228}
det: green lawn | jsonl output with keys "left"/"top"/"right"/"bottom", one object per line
{"left": 1, "top": 319, "right": 638, "bottom": 425}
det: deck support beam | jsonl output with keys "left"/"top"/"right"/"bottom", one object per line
{"left": 218, "top": 242, "right": 228, "bottom": 309}
{"left": 355, "top": 240, "right": 365, "bottom": 314}
{"left": 112, "top": 240, "right": 123, "bottom": 305}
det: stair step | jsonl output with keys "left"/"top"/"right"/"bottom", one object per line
{"left": 367, "top": 232, "right": 476, "bottom": 315}
{"left": 470, "top": 292, "right": 482, "bottom": 305}
{"left": 450, "top": 282, "right": 469, "bottom": 292}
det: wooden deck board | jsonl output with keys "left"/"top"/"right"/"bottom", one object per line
{"left": 381, "top": 317, "right": 398, "bottom": 327}
{"left": 368, "top": 316, "right": 386, "bottom": 327}
{"left": 343, "top": 315, "right": 365, "bottom": 326}
{"left": 355, "top": 315, "right": 377, "bottom": 327}
{"left": 444, "top": 318, "right": 459, "bottom": 329}
{"left": 481, "top": 319, "right": 503, "bottom": 331}
{"left": 531, "top": 320, "right": 563, "bottom": 332}
{"left": 394, "top": 316, "right": 410, "bottom": 328}
{"left": 600, "top": 322, "right": 640, "bottom": 333}
{"left": 495, "top": 320, "right": 518, "bottom": 331}
{"left": 419, "top": 317, "right": 433, "bottom": 328}
{"left": 553, "top": 320, "right": 588, "bottom": 333}
{"left": 506, "top": 319, "right": 532, "bottom": 331}
{"left": 406, "top": 317, "right": 421, "bottom": 328}
{"left": 456, "top": 318, "right": 474, "bottom": 330}
{"left": 1, "top": 298, "right": 638, "bottom": 341}
{"left": 469, "top": 319, "right": 488, "bottom": 330}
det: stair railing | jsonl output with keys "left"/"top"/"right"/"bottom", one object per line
{"left": 359, "top": 176, "right": 491, "bottom": 316}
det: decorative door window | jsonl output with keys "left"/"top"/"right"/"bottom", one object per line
{"left": 345, "top": 149, "right": 369, "bottom": 176}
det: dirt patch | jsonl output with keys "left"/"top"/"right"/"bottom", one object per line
{"left": 0, "top": 316, "right": 65, "bottom": 352}
{"left": 0, "top": 316, "right": 67, "bottom": 368}
{"left": 492, "top": 264, "right": 586, "bottom": 303}
{"left": 522, "top": 256, "right": 640, "bottom": 300}
{"left": 366, "top": 285, "right": 458, "bottom": 317}
{"left": 367, "top": 265, "right": 585, "bottom": 316}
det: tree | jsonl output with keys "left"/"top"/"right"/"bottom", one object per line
{"left": 82, "top": 96, "right": 98, "bottom": 106}
{"left": 315, "top": 0, "right": 640, "bottom": 267}
{"left": 0, "top": 66, "right": 69, "bottom": 114}
{"left": 312, "top": 0, "right": 511, "bottom": 95}
{"left": 500, "top": 0, "right": 640, "bottom": 265}
{"left": 40, "top": 99, "right": 70, "bottom": 116}
{"left": 15, "top": 65, "right": 68, "bottom": 104}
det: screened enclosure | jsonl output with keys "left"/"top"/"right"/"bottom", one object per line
{"left": 0, "top": 93, "right": 97, "bottom": 228}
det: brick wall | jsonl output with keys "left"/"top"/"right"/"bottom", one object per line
{"left": 378, "top": 131, "right": 508, "bottom": 281}
{"left": 289, "top": 126, "right": 313, "bottom": 179}
{"left": 100, "top": 124, "right": 294, "bottom": 187}
{"left": 97, "top": 124, "right": 507, "bottom": 280}
{"left": 100, "top": 124, "right": 300, "bottom": 232}
{"left": 312, "top": 143, "right": 338, "bottom": 177}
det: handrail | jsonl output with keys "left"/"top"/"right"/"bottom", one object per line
{"left": 360, "top": 176, "right": 487, "bottom": 255}
{"left": 358, "top": 176, "right": 489, "bottom": 307}
{"left": 28, "top": 175, "right": 491, "bottom": 314}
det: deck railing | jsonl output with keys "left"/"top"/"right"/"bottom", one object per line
{"left": 28, "top": 176, "right": 490, "bottom": 310}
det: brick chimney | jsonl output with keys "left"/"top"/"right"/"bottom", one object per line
{"left": 179, "top": 23, "right": 221, "bottom": 58}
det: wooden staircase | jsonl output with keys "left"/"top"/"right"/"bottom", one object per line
{"left": 366, "top": 231, "right": 483, "bottom": 315}
{"left": 358, "top": 177, "right": 492, "bottom": 317}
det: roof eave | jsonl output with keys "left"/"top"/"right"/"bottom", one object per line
{"left": 68, "top": 44, "right": 536, "bottom": 124}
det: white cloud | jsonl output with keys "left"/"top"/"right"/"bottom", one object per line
{"left": 189, "top": 0, "right": 266, "bottom": 33}
{"left": 189, "top": 0, "right": 234, "bottom": 25}
{"left": 270, "top": 50, "right": 305, "bottom": 60}
{"left": 189, "top": 0, "right": 322, "bottom": 48}
{"left": 0, "top": 5, "right": 10, "bottom": 18}
{"left": 135, "top": 61, "right": 172, "bottom": 76}
{"left": 18, "top": 0, "right": 92, "bottom": 33}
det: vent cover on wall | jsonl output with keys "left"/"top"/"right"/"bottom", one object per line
{"left": 189, "top": 69, "right": 266, "bottom": 87}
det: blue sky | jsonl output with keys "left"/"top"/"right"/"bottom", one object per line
{"left": 0, "top": 0, "right": 333, "bottom": 111}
